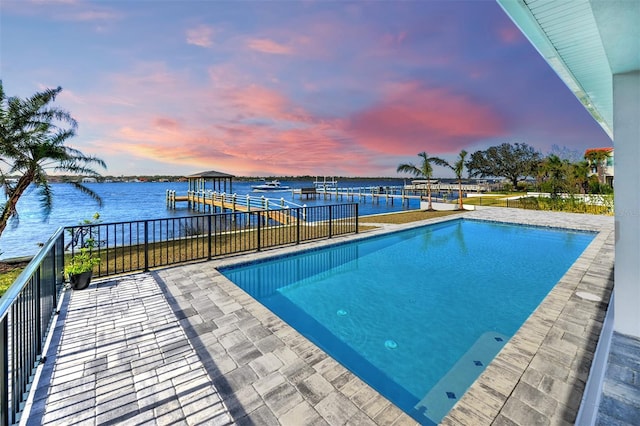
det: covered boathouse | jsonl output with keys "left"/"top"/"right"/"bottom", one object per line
{"left": 186, "top": 170, "right": 235, "bottom": 193}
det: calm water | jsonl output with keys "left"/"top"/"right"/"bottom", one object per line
{"left": 220, "top": 219, "right": 595, "bottom": 424}
{"left": 0, "top": 178, "right": 419, "bottom": 259}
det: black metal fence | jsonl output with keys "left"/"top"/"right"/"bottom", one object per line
{"left": 66, "top": 203, "right": 359, "bottom": 278}
{"left": 0, "top": 228, "right": 65, "bottom": 426}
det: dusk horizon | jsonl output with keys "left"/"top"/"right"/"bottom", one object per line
{"left": 3, "top": 0, "right": 612, "bottom": 178}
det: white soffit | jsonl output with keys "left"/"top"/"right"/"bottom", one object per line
{"left": 497, "top": 0, "right": 640, "bottom": 140}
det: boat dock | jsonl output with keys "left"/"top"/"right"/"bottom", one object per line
{"left": 291, "top": 182, "right": 487, "bottom": 204}
{"left": 166, "top": 171, "right": 490, "bottom": 217}
{"left": 166, "top": 190, "right": 302, "bottom": 224}
{"left": 292, "top": 186, "right": 415, "bottom": 205}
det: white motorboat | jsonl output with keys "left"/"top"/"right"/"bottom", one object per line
{"left": 251, "top": 179, "right": 290, "bottom": 191}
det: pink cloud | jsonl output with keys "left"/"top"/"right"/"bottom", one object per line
{"left": 380, "top": 31, "right": 408, "bottom": 47}
{"left": 62, "top": 58, "right": 506, "bottom": 177}
{"left": 186, "top": 25, "right": 215, "bottom": 48}
{"left": 86, "top": 74, "right": 383, "bottom": 176}
{"left": 6, "top": 0, "right": 121, "bottom": 23}
{"left": 153, "top": 117, "right": 181, "bottom": 130}
{"left": 346, "top": 82, "right": 505, "bottom": 155}
{"left": 246, "top": 38, "right": 293, "bottom": 55}
{"left": 220, "top": 84, "right": 310, "bottom": 123}
{"left": 71, "top": 10, "right": 118, "bottom": 21}
{"left": 107, "top": 118, "right": 367, "bottom": 176}
{"left": 497, "top": 25, "right": 523, "bottom": 44}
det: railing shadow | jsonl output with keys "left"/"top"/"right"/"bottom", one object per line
{"left": 153, "top": 271, "right": 253, "bottom": 425}
{"left": 560, "top": 261, "right": 615, "bottom": 424}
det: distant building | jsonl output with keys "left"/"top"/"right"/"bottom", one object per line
{"left": 585, "top": 147, "right": 614, "bottom": 187}
{"left": 81, "top": 177, "right": 98, "bottom": 183}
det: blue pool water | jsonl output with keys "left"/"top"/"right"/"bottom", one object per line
{"left": 220, "top": 219, "right": 595, "bottom": 424}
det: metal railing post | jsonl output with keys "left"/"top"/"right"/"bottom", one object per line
{"left": 1, "top": 317, "right": 8, "bottom": 426}
{"left": 296, "top": 207, "right": 301, "bottom": 244}
{"left": 256, "top": 212, "right": 261, "bottom": 251}
{"left": 355, "top": 203, "right": 359, "bottom": 233}
{"left": 35, "top": 271, "right": 42, "bottom": 357}
{"left": 144, "top": 220, "right": 149, "bottom": 272}
{"left": 54, "top": 233, "right": 63, "bottom": 308}
{"left": 207, "top": 215, "right": 212, "bottom": 260}
{"left": 329, "top": 205, "right": 333, "bottom": 238}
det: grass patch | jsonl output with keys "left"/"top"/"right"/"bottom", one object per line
{"left": 359, "top": 209, "right": 464, "bottom": 224}
{"left": 0, "top": 264, "right": 27, "bottom": 297}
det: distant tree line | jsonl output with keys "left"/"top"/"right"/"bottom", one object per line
{"left": 464, "top": 142, "right": 612, "bottom": 196}
{"left": 397, "top": 142, "right": 613, "bottom": 209}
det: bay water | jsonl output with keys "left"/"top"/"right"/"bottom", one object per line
{"left": 0, "top": 178, "right": 422, "bottom": 260}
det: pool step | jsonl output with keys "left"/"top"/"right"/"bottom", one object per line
{"left": 414, "top": 331, "right": 508, "bottom": 424}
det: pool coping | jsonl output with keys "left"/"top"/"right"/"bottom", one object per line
{"left": 442, "top": 209, "right": 614, "bottom": 425}
{"left": 203, "top": 207, "right": 615, "bottom": 425}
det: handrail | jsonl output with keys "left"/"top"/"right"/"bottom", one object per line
{"left": 0, "top": 227, "right": 64, "bottom": 322}
{"left": 0, "top": 227, "right": 65, "bottom": 426}
{"left": 191, "top": 190, "right": 305, "bottom": 210}
{"left": 263, "top": 196, "right": 305, "bottom": 209}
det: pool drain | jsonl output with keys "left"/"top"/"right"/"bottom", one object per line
{"left": 385, "top": 339, "right": 398, "bottom": 349}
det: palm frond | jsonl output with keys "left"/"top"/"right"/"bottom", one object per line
{"left": 68, "top": 181, "right": 104, "bottom": 208}
{"left": 397, "top": 163, "right": 421, "bottom": 177}
{"left": 34, "top": 173, "right": 54, "bottom": 217}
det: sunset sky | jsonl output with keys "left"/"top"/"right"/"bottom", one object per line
{"left": 2, "top": 0, "right": 612, "bottom": 178}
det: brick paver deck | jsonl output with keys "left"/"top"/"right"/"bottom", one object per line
{"left": 26, "top": 207, "right": 615, "bottom": 425}
{"left": 27, "top": 274, "right": 233, "bottom": 425}
{"left": 596, "top": 332, "right": 640, "bottom": 425}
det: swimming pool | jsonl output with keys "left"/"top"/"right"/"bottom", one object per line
{"left": 220, "top": 218, "right": 595, "bottom": 424}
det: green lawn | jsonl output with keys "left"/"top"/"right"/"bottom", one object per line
{"left": 359, "top": 209, "right": 463, "bottom": 224}
{"left": 0, "top": 267, "right": 25, "bottom": 297}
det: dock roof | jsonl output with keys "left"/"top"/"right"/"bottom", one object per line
{"left": 186, "top": 170, "right": 235, "bottom": 179}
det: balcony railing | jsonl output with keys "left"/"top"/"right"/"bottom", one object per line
{"left": 0, "top": 228, "right": 65, "bottom": 426}
{"left": 0, "top": 203, "right": 358, "bottom": 424}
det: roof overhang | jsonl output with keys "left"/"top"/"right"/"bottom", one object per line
{"left": 496, "top": 0, "right": 640, "bottom": 141}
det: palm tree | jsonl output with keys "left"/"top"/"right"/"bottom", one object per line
{"left": 451, "top": 150, "right": 468, "bottom": 209}
{"left": 538, "top": 154, "right": 568, "bottom": 197}
{"left": 584, "top": 149, "right": 609, "bottom": 185}
{"left": 0, "top": 82, "right": 106, "bottom": 238}
{"left": 397, "top": 152, "right": 448, "bottom": 210}
{"left": 569, "top": 160, "right": 591, "bottom": 194}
